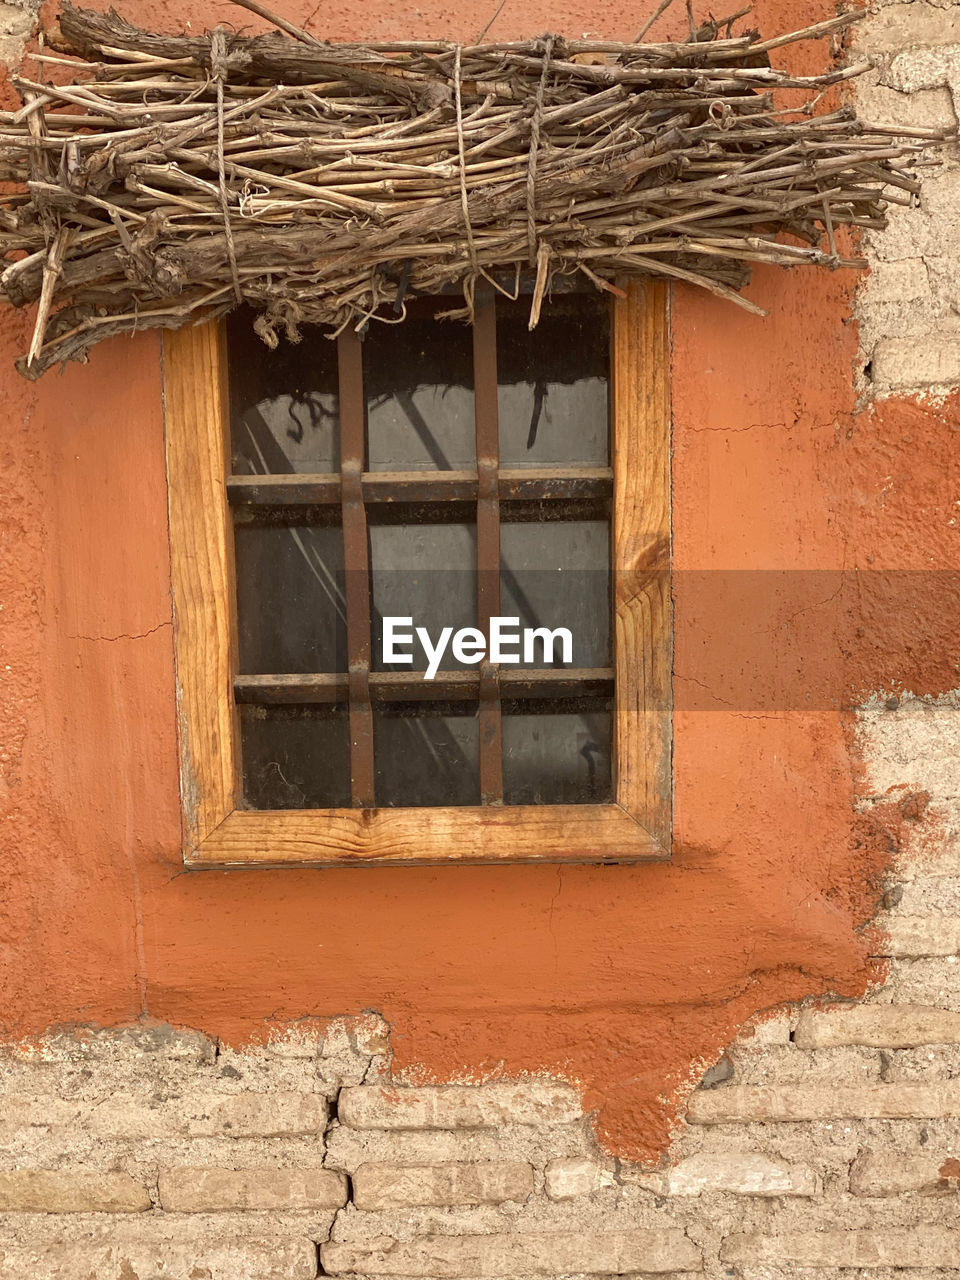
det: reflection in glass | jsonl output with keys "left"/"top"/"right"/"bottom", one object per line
{"left": 500, "top": 521, "right": 610, "bottom": 667}
{"left": 370, "top": 524, "right": 477, "bottom": 672}
{"left": 227, "top": 307, "right": 340, "bottom": 475}
{"left": 503, "top": 706, "right": 612, "bottom": 805}
{"left": 235, "top": 524, "right": 346, "bottom": 674}
{"left": 497, "top": 292, "right": 609, "bottom": 468}
{"left": 365, "top": 299, "right": 475, "bottom": 472}
{"left": 375, "top": 703, "right": 480, "bottom": 807}
{"left": 240, "top": 704, "right": 351, "bottom": 809}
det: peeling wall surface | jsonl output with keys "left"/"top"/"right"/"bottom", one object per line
{"left": 2, "top": 0, "right": 960, "bottom": 1271}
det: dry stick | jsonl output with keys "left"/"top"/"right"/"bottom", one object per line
{"left": 634, "top": 0, "right": 677, "bottom": 45}
{"left": 227, "top": 0, "right": 320, "bottom": 45}
{"left": 528, "top": 239, "right": 550, "bottom": 328}
{"left": 525, "top": 35, "right": 553, "bottom": 267}
{"left": 211, "top": 29, "right": 243, "bottom": 302}
{"left": 820, "top": 190, "right": 838, "bottom": 261}
{"left": 750, "top": 9, "right": 863, "bottom": 54}
{"left": 453, "top": 43, "right": 479, "bottom": 307}
{"left": 719, "top": 6, "right": 752, "bottom": 38}
{"left": 0, "top": 4, "right": 948, "bottom": 376}
{"left": 475, "top": 0, "right": 508, "bottom": 45}
{"left": 28, "top": 225, "right": 71, "bottom": 366}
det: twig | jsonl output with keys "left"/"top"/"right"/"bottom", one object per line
{"left": 28, "top": 226, "right": 71, "bottom": 365}
{"left": 453, "top": 43, "right": 479, "bottom": 296}
{"left": 212, "top": 28, "right": 242, "bottom": 302}
{"left": 475, "top": 0, "right": 508, "bottom": 45}
{"left": 0, "top": 1, "right": 946, "bottom": 377}
{"left": 227, "top": 0, "right": 320, "bottom": 45}
{"left": 634, "top": 0, "right": 675, "bottom": 44}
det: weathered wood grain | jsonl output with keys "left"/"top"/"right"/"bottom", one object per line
{"left": 163, "top": 320, "right": 238, "bottom": 851}
{"left": 613, "top": 279, "right": 671, "bottom": 849}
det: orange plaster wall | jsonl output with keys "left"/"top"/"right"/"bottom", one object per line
{"left": 1, "top": 0, "right": 959, "bottom": 1163}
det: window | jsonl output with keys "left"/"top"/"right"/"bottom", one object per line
{"left": 163, "top": 279, "right": 670, "bottom": 866}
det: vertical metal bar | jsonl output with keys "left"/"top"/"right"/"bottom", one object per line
{"left": 473, "top": 285, "right": 503, "bottom": 804}
{"left": 338, "top": 328, "right": 376, "bottom": 807}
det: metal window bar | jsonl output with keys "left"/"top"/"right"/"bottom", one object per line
{"left": 235, "top": 669, "right": 615, "bottom": 704}
{"left": 230, "top": 294, "right": 615, "bottom": 809}
{"left": 337, "top": 328, "right": 376, "bottom": 807}
{"left": 473, "top": 284, "right": 503, "bottom": 806}
{"left": 227, "top": 469, "right": 614, "bottom": 506}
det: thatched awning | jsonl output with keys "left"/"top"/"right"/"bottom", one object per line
{"left": 0, "top": 1, "right": 950, "bottom": 377}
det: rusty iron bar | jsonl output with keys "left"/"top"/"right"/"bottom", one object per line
{"left": 235, "top": 667, "right": 616, "bottom": 704}
{"left": 227, "top": 467, "right": 614, "bottom": 506}
{"left": 473, "top": 283, "right": 503, "bottom": 805}
{"left": 337, "top": 327, "right": 376, "bottom": 807}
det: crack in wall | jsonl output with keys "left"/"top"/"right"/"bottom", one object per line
{"left": 66, "top": 621, "right": 172, "bottom": 644}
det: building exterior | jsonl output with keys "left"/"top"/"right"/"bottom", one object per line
{"left": 1, "top": 0, "right": 960, "bottom": 1275}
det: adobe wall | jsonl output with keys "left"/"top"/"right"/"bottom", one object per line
{"left": 1, "top": 1, "right": 960, "bottom": 1268}
{"left": 2, "top": 696, "right": 960, "bottom": 1277}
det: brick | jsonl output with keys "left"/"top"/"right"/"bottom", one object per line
{"left": 30, "top": 1090, "right": 330, "bottom": 1141}
{"left": 265, "top": 1023, "right": 324, "bottom": 1059}
{"left": 321, "top": 1229, "right": 702, "bottom": 1276}
{"left": 871, "top": 338, "right": 960, "bottom": 391}
{"left": 663, "top": 1153, "right": 816, "bottom": 1197}
{"left": 0, "top": 1096, "right": 81, "bottom": 1131}
{"left": 737, "top": 1013, "right": 792, "bottom": 1046}
{"left": 186, "top": 1091, "right": 329, "bottom": 1137}
{"left": 885, "top": 44, "right": 960, "bottom": 96}
{"left": 855, "top": 80, "right": 956, "bottom": 133}
{"left": 795, "top": 1003, "right": 960, "bottom": 1048}
{"left": 898, "top": 876, "right": 960, "bottom": 916}
{"left": 0, "top": 1237, "right": 316, "bottom": 1280}
{"left": 320, "top": 1017, "right": 379, "bottom": 1088}
{"left": 854, "top": 3, "right": 960, "bottom": 54}
{"left": 912, "top": 170, "right": 960, "bottom": 223}
{"left": 687, "top": 1083, "right": 960, "bottom": 1123}
{"left": 721, "top": 1229, "right": 960, "bottom": 1268}
{"left": 338, "top": 1083, "right": 581, "bottom": 1130}
{"left": 158, "top": 1167, "right": 347, "bottom": 1211}
{"left": 876, "top": 916, "right": 960, "bottom": 957}
{"left": 544, "top": 1156, "right": 609, "bottom": 1199}
{"left": 0, "top": 1170, "right": 151, "bottom": 1213}
{"left": 81, "top": 1095, "right": 172, "bottom": 1139}
{"left": 27, "top": 1024, "right": 217, "bottom": 1065}
{"left": 863, "top": 259, "right": 929, "bottom": 306}
{"left": 0, "top": 4, "right": 33, "bottom": 65}
{"left": 850, "top": 1152, "right": 960, "bottom": 1196}
{"left": 353, "top": 1160, "right": 532, "bottom": 1210}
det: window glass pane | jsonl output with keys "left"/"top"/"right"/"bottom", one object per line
{"left": 375, "top": 703, "right": 479, "bottom": 807}
{"left": 497, "top": 292, "right": 609, "bottom": 468}
{"left": 240, "top": 704, "right": 350, "bottom": 809}
{"left": 365, "top": 299, "right": 475, "bottom": 472}
{"left": 500, "top": 521, "right": 610, "bottom": 667}
{"left": 503, "top": 706, "right": 612, "bottom": 805}
{"left": 235, "top": 523, "right": 346, "bottom": 673}
{"left": 370, "top": 523, "right": 477, "bottom": 672}
{"left": 227, "top": 308, "right": 339, "bottom": 475}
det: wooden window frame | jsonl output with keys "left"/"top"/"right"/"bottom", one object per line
{"left": 163, "top": 279, "right": 671, "bottom": 868}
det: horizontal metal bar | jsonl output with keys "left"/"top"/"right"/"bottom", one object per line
{"left": 227, "top": 467, "right": 613, "bottom": 506}
{"left": 235, "top": 668, "right": 615, "bottom": 704}
{"left": 230, "top": 473, "right": 341, "bottom": 504}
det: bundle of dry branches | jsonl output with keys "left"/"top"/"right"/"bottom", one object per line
{"left": 0, "top": 0, "right": 949, "bottom": 377}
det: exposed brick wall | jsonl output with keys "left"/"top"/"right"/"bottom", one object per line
{"left": 0, "top": 1, "right": 36, "bottom": 66}
{"left": 855, "top": 3, "right": 960, "bottom": 395}
{"left": 1, "top": 697, "right": 958, "bottom": 1278}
